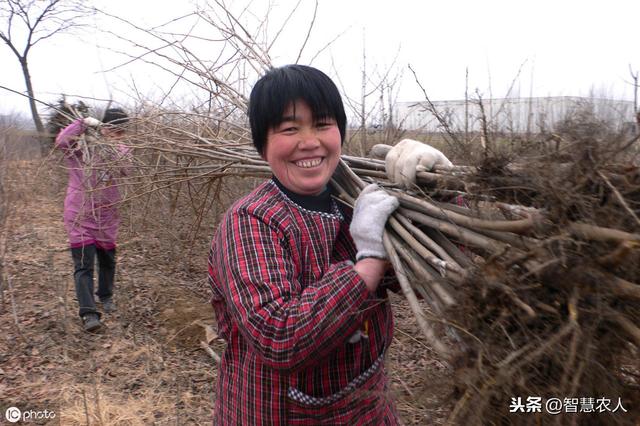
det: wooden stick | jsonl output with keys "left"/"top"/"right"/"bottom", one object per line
{"left": 388, "top": 215, "right": 466, "bottom": 283}
{"left": 424, "top": 227, "right": 476, "bottom": 269}
{"left": 399, "top": 208, "right": 508, "bottom": 253}
{"left": 393, "top": 213, "right": 464, "bottom": 269}
{"left": 392, "top": 237, "right": 457, "bottom": 308}
{"left": 383, "top": 232, "right": 452, "bottom": 361}
{"left": 393, "top": 190, "right": 539, "bottom": 234}
{"left": 569, "top": 222, "right": 640, "bottom": 243}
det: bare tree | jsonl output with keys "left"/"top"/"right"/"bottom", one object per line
{"left": 0, "top": 0, "right": 93, "bottom": 140}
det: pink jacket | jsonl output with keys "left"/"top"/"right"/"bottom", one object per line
{"left": 55, "top": 119, "right": 131, "bottom": 249}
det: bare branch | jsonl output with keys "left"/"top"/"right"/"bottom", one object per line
{"left": 267, "top": 0, "right": 302, "bottom": 52}
{"left": 294, "top": 0, "right": 317, "bottom": 64}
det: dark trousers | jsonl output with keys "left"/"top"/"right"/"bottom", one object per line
{"left": 71, "top": 244, "right": 116, "bottom": 317}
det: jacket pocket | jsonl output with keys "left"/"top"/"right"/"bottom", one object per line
{"left": 286, "top": 354, "right": 392, "bottom": 425}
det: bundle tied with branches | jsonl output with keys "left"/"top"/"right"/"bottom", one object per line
{"left": 336, "top": 139, "right": 639, "bottom": 425}
{"left": 46, "top": 98, "right": 89, "bottom": 143}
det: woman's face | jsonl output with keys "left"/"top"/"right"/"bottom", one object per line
{"left": 264, "top": 100, "right": 342, "bottom": 196}
{"left": 101, "top": 126, "right": 126, "bottom": 140}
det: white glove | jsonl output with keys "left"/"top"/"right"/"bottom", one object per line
{"left": 83, "top": 117, "right": 102, "bottom": 128}
{"left": 385, "top": 139, "right": 453, "bottom": 187}
{"left": 349, "top": 184, "right": 399, "bottom": 260}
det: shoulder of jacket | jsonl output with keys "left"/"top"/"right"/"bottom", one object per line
{"left": 221, "top": 181, "right": 289, "bottom": 225}
{"left": 230, "top": 181, "right": 283, "bottom": 211}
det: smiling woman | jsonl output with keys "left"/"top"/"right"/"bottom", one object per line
{"left": 207, "top": 64, "right": 402, "bottom": 425}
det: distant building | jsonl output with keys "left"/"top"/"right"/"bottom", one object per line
{"left": 394, "top": 96, "right": 636, "bottom": 133}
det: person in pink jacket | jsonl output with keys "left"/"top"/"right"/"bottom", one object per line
{"left": 55, "top": 108, "right": 131, "bottom": 332}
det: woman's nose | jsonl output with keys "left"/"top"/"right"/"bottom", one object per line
{"left": 298, "top": 129, "right": 320, "bottom": 149}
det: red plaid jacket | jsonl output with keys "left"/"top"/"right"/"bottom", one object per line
{"left": 208, "top": 179, "right": 398, "bottom": 425}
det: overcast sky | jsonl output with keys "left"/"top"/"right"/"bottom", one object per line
{"left": 1, "top": 0, "right": 639, "bottom": 119}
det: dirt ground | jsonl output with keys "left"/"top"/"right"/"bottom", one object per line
{"left": 0, "top": 157, "right": 451, "bottom": 425}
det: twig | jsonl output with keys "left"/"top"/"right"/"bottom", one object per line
{"left": 82, "top": 389, "right": 91, "bottom": 426}
{"left": 200, "top": 341, "right": 222, "bottom": 364}
{"left": 7, "top": 276, "right": 27, "bottom": 343}
{"left": 597, "top": 170, "right": 640, "bottom": 227}
{"left": 608, "top": 311, "right": 640, "bottom": 348}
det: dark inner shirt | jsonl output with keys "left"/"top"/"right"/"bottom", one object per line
{"left": 272, "top": 175, "right": 335, "bottom": 214}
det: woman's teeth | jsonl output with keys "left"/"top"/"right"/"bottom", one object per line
{"left": 295, "top": 158, "right": 322, "bottom": 168}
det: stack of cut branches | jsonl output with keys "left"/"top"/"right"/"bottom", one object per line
{"left": 333, "top": 141, "right": 640, "bottom": 425}
{"left": 46, "top": 98, "right": 89, "bottom": 142}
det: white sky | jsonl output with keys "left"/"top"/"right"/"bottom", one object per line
{"left": 1, "top": 0, "right": 639, "bottom": 119}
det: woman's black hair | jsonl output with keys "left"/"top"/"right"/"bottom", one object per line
{"left": 248, "top": 65, "right": 346, "bottom": 156}
{"left": 102, "top": 108, "right": 129, "bottom": 127}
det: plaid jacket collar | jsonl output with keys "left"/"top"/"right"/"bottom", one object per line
{"left": 270, "top": 176, "right": 345, "bottom": 218}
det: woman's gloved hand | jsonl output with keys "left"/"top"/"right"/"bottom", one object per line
{"left": 385, "top": 139, "right": 453, "bottom": 187}
{"left": 349, "top": 184, "right": 399, "bottom": 260}
{"left": 83, "top": 117, "right": 102, "bottom": 128}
